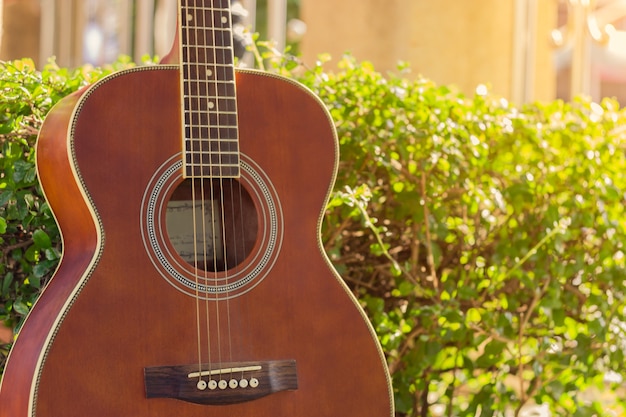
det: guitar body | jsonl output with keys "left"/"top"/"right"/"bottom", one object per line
{"left": 0, "top": 66, "right": 393, "bottom": 416}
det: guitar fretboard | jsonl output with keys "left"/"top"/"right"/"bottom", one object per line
{"left": 181, "top": 0, "right": 239, "bottom": 178}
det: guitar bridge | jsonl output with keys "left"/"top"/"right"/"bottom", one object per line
{"left": 144, "top": 360, "right": 297, "bottom": 405}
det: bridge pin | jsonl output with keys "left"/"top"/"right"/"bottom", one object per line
{"left": 250, "top": 378, "right": 259, "bottom": 388}
{"left": 239, "top": 378, "right": 249, "bottom": 388}
{"left": 197, "top": 380, "right": 208, "bottom": 391}
{"left": 218, "top": 380, "right": 228, "bottom": 390}
{"left": 229, "top": 379, "right": 239, "bottom": 389}
{"left": 208, "top": 380, "right": 218, "bottom": 390}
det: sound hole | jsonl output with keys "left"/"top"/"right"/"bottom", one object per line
{"left": 166, "top": 178, "right": 258, "bottom": 272}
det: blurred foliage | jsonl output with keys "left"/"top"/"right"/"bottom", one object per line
{"left": 2, "top": 48, "right": 626, "bottom": 416}
{"left": 295, "top": 56, "right": 626, "bottom": 416}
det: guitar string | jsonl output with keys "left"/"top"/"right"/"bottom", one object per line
{"left": 182, "top": 0, "right": 206, "bottom": 385}
{"left": 213, "top": 0, "right": 236, "bottom": 377}
{"left": 194, "top": 0, "right": 226, "bottom": 387}
{"left": 211, "top": 0, "right": 237, "bottom": 385}
{"left": 195, "top": 0, "right": 220, "bottom": 388}
{"left": 220, "top": 0, "right": 249, "bottom": 384}
{"left": 222, "top": 0, "right": 253, "bottom": 384}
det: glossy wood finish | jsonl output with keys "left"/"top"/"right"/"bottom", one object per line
{"left": 0, "top": 67, "right": 393, "bottom": 416}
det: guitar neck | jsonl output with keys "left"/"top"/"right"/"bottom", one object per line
{"left": 180, "top": 0, "right": 240, "bottom": 179}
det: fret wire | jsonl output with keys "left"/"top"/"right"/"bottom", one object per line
{"left": 184, "top": 63, "right": 234, "bottom": 67}
{"left": 185, "top": 125, "right": 237, "bottom": 131}
{"left": 183, "top": 97, "right": 236, "bottom": 103}
{"left": 185, "top": 139, "right": 240, "bottom": 142}
{"left": 185, "top": 110, "right": 237, "bottom": 118}
{"left": 182, "top": 96, "right": 236, "bottom": 101}
{"left": 185, "top": 124, "right": 238, "bottom": 129}
{"left": 181, "top": 25, "right": 232, "bottom": 32}
{"left": 188, "top": 107, "right": 237, "bottom": 116}
{"left": 185, "top": 110, "right": 237, "bottom": 115}
{"left": 183, "top": 81, "right": 235, "bottom": 85}
{"left": 182, "top": 92, "right": 236, "bottom": 96}
{"left": 184, "top": 6, "right": 230, "bottom": 12}
{"left": 183, "top": 76, "right": 235, "bottom": 83}
{"left": 188, "top": 164, "right": 240, "bottom": 168}
{"left": 185, "top": 151, "right": 240, "bottom": 154}
{"left": 185, "top": 139, "right": 239, "bottom": 152}
{"left": 182, "top": 46, "right": 234, "bottom": 53}
{"left": 183, "top": 46, "right": 233, "bottom": 50}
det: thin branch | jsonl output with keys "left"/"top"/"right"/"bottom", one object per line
{"left": 420, "top": 171, "right": 439, "bottom": 292}
{"left": 2, "top": 239, "right": 33, "bottom": 255}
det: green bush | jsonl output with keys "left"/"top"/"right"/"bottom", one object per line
{"left": 298, "top": 57, "right": 626, "bottom": 416}
{"left": 2, "top": 53, "right": 626, "bottom": 416}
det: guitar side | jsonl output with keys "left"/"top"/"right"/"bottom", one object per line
{"left": 0, "top": 88, "right": 101, "bottom": 416}
{"left": 0, "top": 66, "right": 394, "bottom": 417}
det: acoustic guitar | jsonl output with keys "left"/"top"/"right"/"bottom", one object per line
{"left": 0, "top": 0, "right": 393, "bottom": 415}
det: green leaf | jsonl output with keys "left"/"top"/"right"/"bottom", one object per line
{"left": 466, "top": 308, "right": 482, "bottom": 323}
{"left": 12, "top": 300, "right": 29, "bottom": 316}
{"left": 0, "top": 191, "right": 14, "bottom": 207}
{"left": 32, "top": 229, "right": 52, "bottom": 249}
{"left": 33, "top": 260, "right": 56, "bottom": 279}
{"left": 1, "top": 272, "right": 14, "bottom": 296}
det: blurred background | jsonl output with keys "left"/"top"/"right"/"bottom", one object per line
{"left": 1, "top": 0, "right": 626, "bottom": 105}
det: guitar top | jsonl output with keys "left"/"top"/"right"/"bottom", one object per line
{"left": 0, "top": 1, "right": 394, "bottom": 416}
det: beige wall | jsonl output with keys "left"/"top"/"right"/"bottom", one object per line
{"left": 300, "top": 0, "right": 557, "bottom": 102}
{"left": 0, "top": 0, "right": 40, "bottom": 66}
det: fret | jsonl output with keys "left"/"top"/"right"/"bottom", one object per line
{"left": 184, "top": 62, "right": 234, "bottom": 68}
{"left": 182, "top": 96, "right": 237, "bottom": 110}
{"left": 183, "top": 0, "right": 230, "bottom": 8}
{"left": 183, "top": 45, "right": 235, "bottom": 53}
{"left": 183, "top": 70, "right": 235, "bottom": 86}
{"left": 185, "top": 107, "right": 237, "bottom": 121}
{"left": 185, "top": 127, "right": 238, "bottom": 141}
{"left": 181, "top": 38, "right": 234, "bottom": 52}
{"left": 185, "top": 139, "right": 239, "bottom": 153}
{"left": 185, "top": 111, "right": 237, "bottom": 126}
{"left": 185, "top": 152, "right": 239, "bottom": 166}
{"left": 182, "top": 81, "right": 235, "bottom": 97}
{"left": 185, "top": 126, "right": 238, "bottom": 139}
{"left": 182, "top": 48, "right": 234, "bottom": 67}
{"left": 185, "top": 130, "right": 238, "bottom": 141}
{"left": 182, "top": 22, "right": 233, "bottom": 34}
{"left": 182, "top": 79, "right": 235, "bottom": 91}
{"left": 182, "top": 70, "right": 236, "bottom": 83}
{"left": 183, "top": 65, "right": 235, "bottom": 84}
{"left": 185, "top": 123, "right": 238, "bottom": 136}
{"left": 183, "top": 0, "right": 230, "bottom": 11}
{"left": 182, "top": 5, "right": 232, "bottom": 33}
{"left": 186, "top": 165, "right": 240, "bottom": 179}
{"left": 186, "top": 89, "right": 236, "bottom": 102}
{"left": 185, "top": 96, "right": 237, "bottom": 113}
{"left": 185, "top": 110, "right": 237, "bottom": 122}
{"left": 185, "top": 111, "right": 238, "bottom": 119}
{"left": 182, "top": 14, "right": 232, "bottom": 31}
